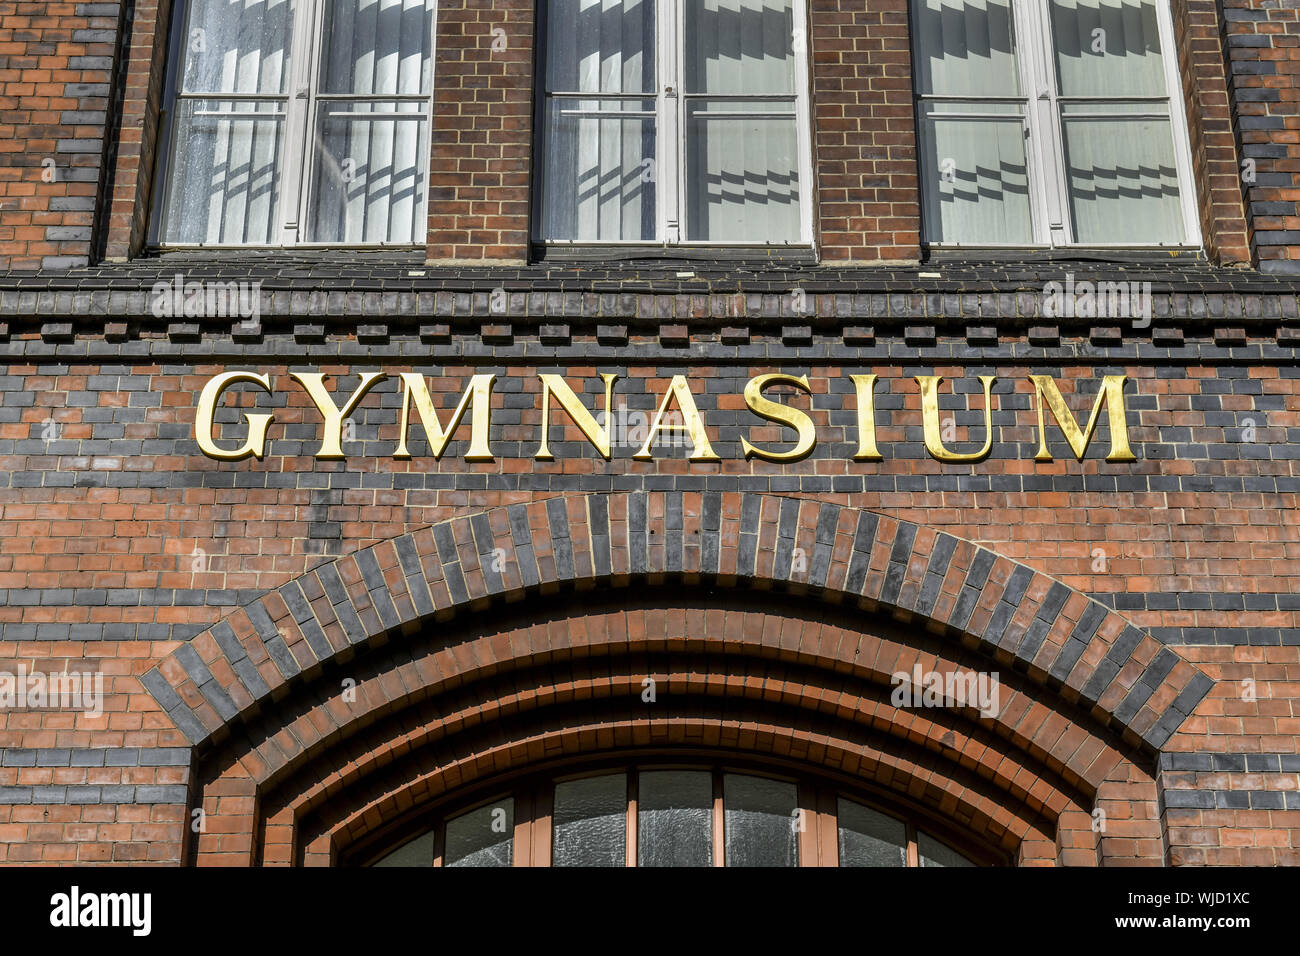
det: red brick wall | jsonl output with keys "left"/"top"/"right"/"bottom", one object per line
{"left": 102, "top": 0, "right": 172, "bottom": 262}
{"left": 1174, "top": 0, "right": 1252, "bottom": 265}
{"left": 0, "top": 0, "right": 122, "bottom": 269}
{"left": 1223, "top": 0, "right": 1300, "bottom": 272}
{"left": 0, "top": 348, "right": 1295, "bottom": 863}
{"left": 426, "top": 0, "right": 535, "bottom": 264}
{"left": 811, "top": 0, "right": 920, "bottom": 263}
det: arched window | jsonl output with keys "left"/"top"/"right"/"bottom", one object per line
{"left": 356, "top": 762, "right": 994, "bottom": 867}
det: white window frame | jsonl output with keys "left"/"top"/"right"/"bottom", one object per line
{"left": 153, "top": 0, "right": 439, "bottom": 249}
{"left": 535, "top": 0, "right": 816, "bottom": 249}
{"left": 914, "top": 0, "right": 1201, "bottom": 250}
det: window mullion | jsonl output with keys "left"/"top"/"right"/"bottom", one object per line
{"left": 280, "top": 0, "right": 318, "bottom": 245}
{"left": 793, "top": 0, "right": 813, "bottom": 245}
{"left": 1013, "top": 1, "right": 1055, "bottom": 247}
{"left": 658, "top": 0, "right": 681, "bottom": 244}
{"left": 1018, "top": 0, "right": 1065, "bottom": 246}
{"left": 1154, "top": 0, "right": 1202, "bottom": 244}
{"left": 712, "top": 769, "right": 725, "bottom": 867}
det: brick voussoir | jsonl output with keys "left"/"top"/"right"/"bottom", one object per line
{"left": 133, "top": 493, "right": 1207, "bottom": 761}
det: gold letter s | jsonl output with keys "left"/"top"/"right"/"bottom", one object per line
{"left": 741, "top": 373, "right": 817, "bottom": 463}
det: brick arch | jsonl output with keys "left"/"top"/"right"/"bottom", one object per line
{"left": 256, "top": 630, "right": 1088, "bottom": 866}
{"left": 182, "top": 592, "right": 1162, "bottom": 866}
{"left": 144, "top": 492, "right": 1213, "bottom": 757}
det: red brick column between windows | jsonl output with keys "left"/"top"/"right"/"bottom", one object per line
{"left": 810, "top": 0, "right": 921, "bottom": 263}
{"left": 0, "top": 0, "right": 125, "bottom": 269}
{"left": 1174, "top": 0, "right": 1252, "bottom": 266}
{"left": 102, "top": 0, "right": 174, "bottom": 262}
{"left": 425, "top": 0, "right": 534, "bottom": 264}
{"left": 1221, "top": 0, "right": 1300, "bottom": 273}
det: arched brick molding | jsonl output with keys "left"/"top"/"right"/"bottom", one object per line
{"left": 138, "top": 492, "right": 1213, "bottom": 865}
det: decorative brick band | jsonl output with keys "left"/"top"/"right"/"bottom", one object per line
{"left": 1160, "top": 753, "right": 1300, "bottom": 772}
{"left": 3, "top": 286, "right": 1299, "bottom": 328}
{"left": 0, "top": 747, "right": 190, "bottom": 768}
{"left": 0, "top": 747, "right": 191, "bottom": 806}
{"left": 1165, "top": 790, "right": 1300, "bottom": 811}
{"left": 0, "top": 785, "right": 188, "bottom": 806}
{"left": 139, "top": 492, "right": 1214, "bottom": 755}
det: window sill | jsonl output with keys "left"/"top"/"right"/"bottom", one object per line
{"left": 531, "top": 244, "right": 820, "bottom": 268}
{"left": 922, "top": 246, "right": 1206, "bottom": 267}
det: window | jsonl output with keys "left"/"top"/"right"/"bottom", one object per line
{"left": 535, "top": 0, "right": 814, "bottom": 247}
{"left": 156, "top": 0, "right": 437, "bottom": 247}
{"left": 911, "top": 0, "right": 1199, "bottom": 247}
{"left": 360, "top": 763, "right": 990, "bottom": 866}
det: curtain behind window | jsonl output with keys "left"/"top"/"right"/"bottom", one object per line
{"left": 1050, "top": 0, "right": 1184, "bottom": 243}
{"left": 306, "top": 0, "right": 434, "bottom": 243}
{"left": 538, "top": 0, "right": 657, "bottom": 242}
{"left": 912, "top": 0, "right": 1032, "bottom": 245}
{"left": 163, "top": 0, "right": 294, "bottom": 244}
{"left": 163, "top": 0, "right": 435, "bottom": 245}
{"left": 683, "top": 0, "right": 801, "bottom": 243}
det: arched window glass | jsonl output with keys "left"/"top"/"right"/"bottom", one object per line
{"left": 444, "top": 798, "right": 514, "bottom": 867}
{"left": 553, "top": 774, "right": 628, "bottom": 867}
{"left": 837, "top": 797, "right": 908, "bottom": 868}
{"left": 365, "top": 763, "right": 988, "bottom": 867}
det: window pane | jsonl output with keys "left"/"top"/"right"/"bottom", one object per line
{"left": 444, "top": 799, "right": 514, "bottom": 867}
{"left": 545, "top": 0, "right": 656, "bottom": 94}
{"left": 1050, "top": 0, "right": 1166, "bottom": 97}
{"left": 837, "top": 798, "right": 907, "bottom": 867}
{"left": 637, "top": 771, "right": 712, "bottom": 867}
{"left": 182, "top": 0, "right": 294, "bottom": 94}
{"left": 372, "top": 829, "right": 434, "bottom": 866}
{"left": 684, "top": 0, "right": 796, "bottom": 96}
{"left": 1060, "top": 109, "right": 1184, "bottom": 244}
{"left": 919, "top": 831, "right": 976, "bottom": 867}
{"left": 553, "top": 774, "right": 627, "bottom": 867}
{"left": 911, "top": 0, "right": 1020, "bottom": 97}
{"left": 306, "top": 101, "right": 429, "bottom": 243}
{"left": 540, "top": 99, "right": 656, "bottom": 241}
{"left": 163, "top": 100, "right": 285, "bottom": 244}
{"left": 918, "top": 103, "right": 1032, "bottom": 244}
{"left": 319, "top": 0, "right": 435, "bottom": 95}
{"left": 685, "top": 101, "right": 800, "bottom": 242}
{"left": 723, "top": 774, "right": 798, "bottom": 867}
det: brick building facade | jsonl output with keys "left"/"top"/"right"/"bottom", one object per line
{"left": 0, "top": 0, "right": 1298, "bottom": 868}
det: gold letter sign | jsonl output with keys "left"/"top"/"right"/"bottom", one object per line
{"left": 195, "top": 371, "right": 274, "bottom": 461}
{"left": 1028, "top": 374, "right": 1136, "bottom": 462}
{"left": 916, "top": 374, "right": 996, "bottom": 463}
{"left": 741, "top": 374, "right": 817, "bottom": 463}
{"left": 191, "top": 370, "right": 1141, "bottom": 465}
